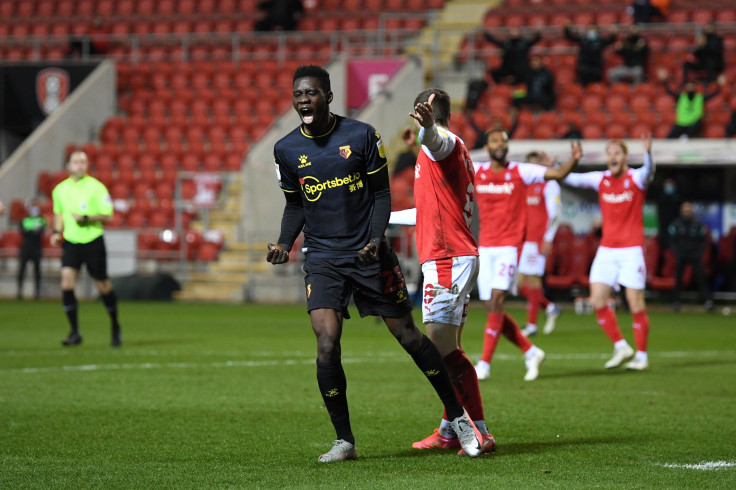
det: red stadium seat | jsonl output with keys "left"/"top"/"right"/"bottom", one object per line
{"left": 703, "top": 125, "right": 726, "bottom": 138}
{"left": 654, "top": 94, "right": 674, "bottom": 113}
{"left": 605, "top": 123, "right": 628, "bottom": 139}
{"left": 581, "top": 94, "right": 603, "bottom": 113}
{"left": 629, "top": 94, "right": 651, "bottom": 113}
{"left": 605, "top": 95, "right": 628, "bottom": 113}
{"left": 582, "top": 124, "right": 603, "bottom": 140}
{"left": 532, "top": 123, "right": 556, "bottom": 140}
{"left": 630, "top": 123, "right": 653, "bottom": 139}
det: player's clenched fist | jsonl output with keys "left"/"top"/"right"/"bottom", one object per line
{"left": 266, "top": 243, "right": 289, "bottom": 264}
{"left": 357, "top": 241, "right": 379, "bottom": 265}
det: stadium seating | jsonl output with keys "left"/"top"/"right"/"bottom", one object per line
{"left": 456, "top": 0, "right": 736, "bottom": 139}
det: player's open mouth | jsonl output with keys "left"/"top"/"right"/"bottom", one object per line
{"left": 299, "top": 107, "right": 314, "bottom": 125}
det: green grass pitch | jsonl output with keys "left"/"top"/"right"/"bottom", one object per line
{"left": 1, "top": 299, "right": 735, "bottom": 489}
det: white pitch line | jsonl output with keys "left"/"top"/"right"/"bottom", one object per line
{"left": 1, "top": 349, "right": 735, "bottom": 375}
{"left": 660, "top": 461, "right": 736, "bottom": 471}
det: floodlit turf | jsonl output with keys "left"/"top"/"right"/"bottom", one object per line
{"left": 1, "top": 299, "right": 735, "bottom": 489}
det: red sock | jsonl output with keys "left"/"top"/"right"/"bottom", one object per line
{"left": 632, "top": 310, "right": 649, "bottom": 352}
{"left": 480, "top": 312, "right": 503, "bottom": 363}
{"left": 525, "top": 287, "right": 542, "bottom": 325}
{"left": 502, "top": 313, "right": 532, "bottom": 353}
{"left": 595, "top": 306, "right": 623, "bottom": 343}
{"left": 519, "top": 284, "right": 530, "bottom": 299}
{"left": 441, "top": 349, "right": 485, "bottom": 422}
{"left": 539, "top": 290, "right": 550, "bottom": 308}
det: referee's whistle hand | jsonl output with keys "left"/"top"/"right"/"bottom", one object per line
{"left": 266, "top": 243, "right": 289, "bottom": 264}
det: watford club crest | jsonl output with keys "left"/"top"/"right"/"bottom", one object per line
{"left": 306, "top": 283, "right": 312, "bottom": 299}
{"left": 339, "top": 145, "right": 351, "bottom": 159}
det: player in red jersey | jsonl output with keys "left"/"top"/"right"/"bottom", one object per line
{"left": 474, "top": 130, "right": 582, "bottom": 381}
{"left": 518, "top": 151, "right": 562, "bottom": 337}
{"left": 562, "top": 136, "right": 654, "bottom": 370}
{"left": 390, "top": 88, "right": 495, "bottom": 455}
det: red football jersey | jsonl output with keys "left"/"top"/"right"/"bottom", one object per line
{"left": 525, "top": 180, "right": 560, "bottom": 244}
{"left": 597, "top": 170, "right": 646, "bottom": 248}
{"left": 563, "top": 168, "right": 647, "bottom": 248}
{"left": 413, "top": 129, "right": 478, "bottom": 264}
{"left": 474, "top": 161, "right": 547, "bottom": 248}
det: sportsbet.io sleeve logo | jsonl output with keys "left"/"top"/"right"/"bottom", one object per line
{"left": 299, "top": 172, "right": 364, "bottom": 201}
{"left": 375, "top": 131, "right": 386, "bottom": 159}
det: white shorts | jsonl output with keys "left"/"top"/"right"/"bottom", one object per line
{"left": 589, "top": 246, "right": 646, "bottom": 290}
{"left": 518, "top": 241, "right": 546, "bottom": 277}
{"left": 477, "top": 246, "right": 519, "bottom": 300}
{"left": 421, "top": 255, "right": 479, "bottom": 326}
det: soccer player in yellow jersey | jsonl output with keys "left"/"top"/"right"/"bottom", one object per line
{"left": 51, "top": 150, "right": 122, "bottom": 347}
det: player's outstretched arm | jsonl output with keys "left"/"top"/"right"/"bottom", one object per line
{"left": 637, "top": 132, "right": 655, "bottom": 186}
{"left": 544, "top": 140, "right": 582, "bottom": 181}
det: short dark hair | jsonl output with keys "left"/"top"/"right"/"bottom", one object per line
{"left": 293, "top": 65, "right": 331, "bottom": 93}
{"left": 526, "top": 151, "right": 541, "bottom": 162}
{"left": 485, "top": 127, "right": 508, "bottom": 139}
{"left": 413, "top": 88, "right": 451, "bottom": 127}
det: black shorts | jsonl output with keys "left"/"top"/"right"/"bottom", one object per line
{"left": 303, "top": 243, "right": 412, "bottom": 319}
{"left": 61, "top": 236, "right": 109, "bottom": 280}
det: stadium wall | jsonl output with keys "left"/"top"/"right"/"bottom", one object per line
{"left": 0, "top": 60, "right": 116, "bottom": 214}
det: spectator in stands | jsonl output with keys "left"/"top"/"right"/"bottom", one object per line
{"left": 628, "top": 0, "right": 669, "bottom": 24}
{"left": 561, "top": 122, "right": 583, "bottom": 139}
{"left": 88, "top": 17, "right": 110, "bottom": 55}
{"left": 512, "top": 56, "right": 556, "bottom": 111}
{"left": 68, "top": 17, "right": 109, "bottom": 58}
{"left": 607, "top": 25, "right": 649, "bottom": 85}
{"left": 17, "top": 198, "right": 46, "bottom": 300}
{"left": 393, "top": 127, "right": 420, "bottom": 177}
{"left": 483, "top": 27, "right": 542, "bottom": 85}
{"left": 564, "top": 23, "right": 616, "bottom": 86}
{"left": 391, "top": 127, "right": 419, "bottom": 211}
{"left": 727, "top": 109, "right": 736, "bottom": 137}
{"left": 668, "top": 201, "right": 714, "bottom": 312}
{"left": 0, "top": 200, "right": 5, "bottom": 215}
{"left": 656, "top": 177, "right": 683, "bottom": 263}
{"left": 683, "top": 24, "right": 724, "bottom": 84}
{"left": 659, "top": 69, "right": 726, "bottom": 139}
{"left": 255, "top": 0, "right": 304, "bottom": 32}
{"left": 465, "top": 109, "right": 518, "bottom": 150}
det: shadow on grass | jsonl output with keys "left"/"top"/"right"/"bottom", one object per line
{"left": 370, "top": 434, "right": 647, "bottom": 461}
{"left": 538, "top": 368, "right": 638, "bottom": 379}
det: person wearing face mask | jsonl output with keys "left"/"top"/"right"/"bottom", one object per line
{"left": 682, "top": 24, "right": 724, "bottom": 84}
{"left": 668, "top": 202, "right": 714, "bottom": 312}
{"left": 658, "top": 69, "right": 726, "bottom": 139}
{"left": 17, "top": 198, "right": 47, "bottom": 300}
{"left": 564, "top": 23, "right": 616, "bottom": 86}
{"left": 656, "top": 178, "right": 682, "bottom": 267}
{"left": 483, "top": 27, "right": 542, "bottom": 85}
{"left": 607, "top": 25, "right": 649, "bottom": 85}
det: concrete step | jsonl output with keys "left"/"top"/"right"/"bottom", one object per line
{"left": 209, "top": 261, "right": 269, "bottom": 274}
{"left": 174, "top": 282, "right": 245, "bottom": 302}
{"left": 217, "top": 250, "right": 249, "bottom": 263}
{"left": 188, "top": 271, "right": 248, "bottom": 283}
{"left": 228, "top": 241, "right": 270, "bottom": 253}
{"left": 208, "top": 210, "right": 241, "bottom": 222}
{"left": 222, "top": 200, "right": 241, "bottom": 212}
